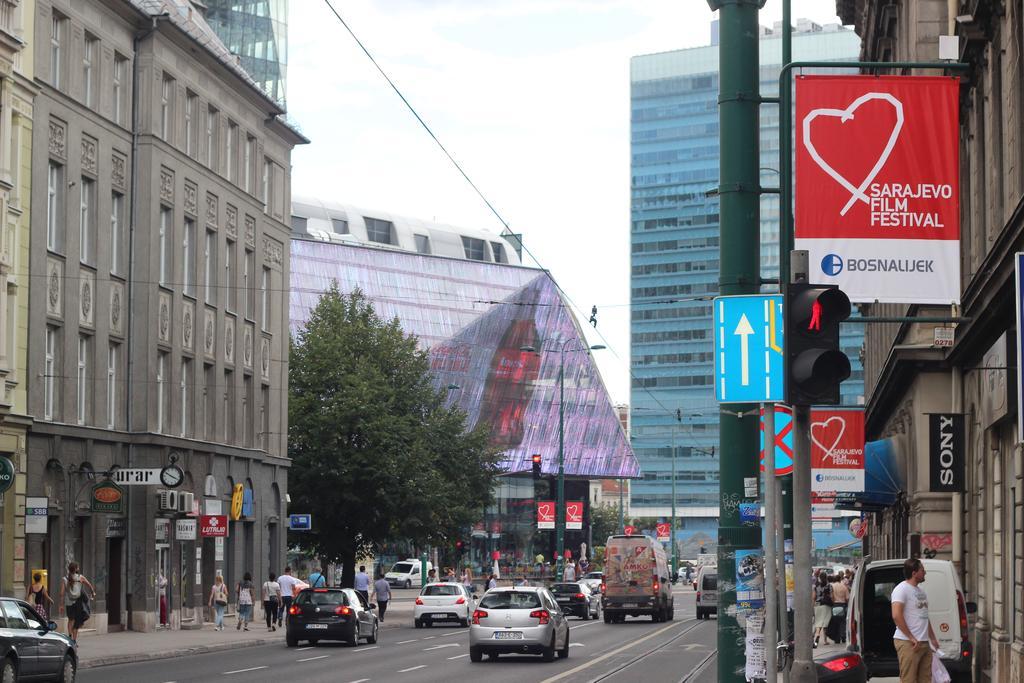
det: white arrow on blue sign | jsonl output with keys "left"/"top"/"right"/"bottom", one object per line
{"left": 714, "top": 295, "right": 785, "bottom": 403}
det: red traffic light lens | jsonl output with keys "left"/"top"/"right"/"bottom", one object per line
{"left": 532, "top": 454, "right": 541, "bottom": 464}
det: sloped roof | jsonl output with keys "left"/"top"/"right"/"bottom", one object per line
{"left": 128, "top": 0, "right": 283, "bottom": 114}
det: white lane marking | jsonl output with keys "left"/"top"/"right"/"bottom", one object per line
{"left": 568, "top": 643, "right": 585, "bottom": 647}
{"left": 297, "top": 655, "right": 329, "bottom": 662}
{"left": 351, "top": 646, "right": 379, "bottom": 653}
{"left": 447, "top": 654, "right": 469, "bottom": 660}
{"left": 398, "top": 665, "right": 427, "bottom": 673}
{"left": 296, "top": 646, "right": 316, "bottom": 651}
{"left": 440, "top": 630, "right": 465, "bottom": 637}
{"left": 396, "top": 639, "right": 418, "bottom": 644}
{"left": 423, "top": 643, "right": 459, "bottom": 651}
{"left": 423, "top": 636, "right": 436, "bottom": 640}
{"left": 223, "top": 666, "right": 269, "bottom": 675}
{"left": 569, "top": 620, "right": 602, "bottom": 630}
{"left": 539, "top": 621, "right": 687, "bottom": 683}
{"left": 345, "top": 679, "right": 370, "bottom": 683}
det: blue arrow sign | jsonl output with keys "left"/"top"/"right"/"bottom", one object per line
{"left": 714, "top": 295, "right": 785, "bottom": 403}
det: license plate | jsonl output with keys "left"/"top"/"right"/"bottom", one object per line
{"left": 306, "top": 624, "right": 328, "bottom": 629}
{"left": 494, "top": 631, "right": 523, "bottom": 640}
{"left": 621, "top": 603, "right": 637, "bottom": 608}
{"left": 556, "top": 598, "right": 570, "bottom": 602}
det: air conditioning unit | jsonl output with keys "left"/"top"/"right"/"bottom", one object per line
{"left": 158, "top": 490, "right": 178, "bottom": 512}
{"left": 178, "top": 492, "right": 195, "bottom": 514}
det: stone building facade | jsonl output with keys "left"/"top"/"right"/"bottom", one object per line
{"left": 838, "top": 1, "right": 1024, "bottom": 680}
{"left": 0, "top": 0, "right": 35, "bottom": 598}
{"left": 25, "top": 0, "right": 304, "bottom": 632}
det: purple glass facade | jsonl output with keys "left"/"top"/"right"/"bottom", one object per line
{"left": 290, "top": 239, "right": 638, "bottom": 480}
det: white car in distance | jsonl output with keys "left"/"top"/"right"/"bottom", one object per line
{"left": 414, "top": 583, "right": 476, "bottom": 628}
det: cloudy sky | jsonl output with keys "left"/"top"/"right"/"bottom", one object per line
{"left": 287, "top": 0, "right": 847, "bottom": 404}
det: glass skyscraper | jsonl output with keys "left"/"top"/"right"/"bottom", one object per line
{"left": 629, "top": 20, "right": 863, "bottom": 549}
{"left": 206, "top": 0, "right": 288, "bottom": 107}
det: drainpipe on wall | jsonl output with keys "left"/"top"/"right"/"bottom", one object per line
{"left": 951, "top": 304, "right": 962, "bottom": 577}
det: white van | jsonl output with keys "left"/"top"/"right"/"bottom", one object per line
{"left": 385, "top": 559, "right": 433, "bottom": 588}
{"left": 695, "top": 565, "right": 717, "bottom": 619}
{"left": 847, "top": 558, "right": 974, "bottom": 682}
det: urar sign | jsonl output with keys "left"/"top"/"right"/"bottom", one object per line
{"left": 200, "top": 515, "right": 228, "bottom": 537}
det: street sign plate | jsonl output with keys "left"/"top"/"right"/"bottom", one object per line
{"left": 714, "top": 295, "right": 785, "bottom": 403}
{"left": 288, "top": 514, "right": 312, "bottom": 531}
{"left": 110, "top": 468, "right": 161, "bottom": 485}
{"left": 759, "top": 404, "right": 795, "bottom": 476}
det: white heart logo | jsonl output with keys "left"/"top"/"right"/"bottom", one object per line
{"left": 810, "top": 416, "right": 846, "bottom": 463}
{"left": 802, "top": 92, "right": 904, "bottom": 216}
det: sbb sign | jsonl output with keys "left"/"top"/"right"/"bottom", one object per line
{"left": 795, "top": 75, "right": 960, "bottom": 305}
{"left": 200, "top": 515, "right": 228, "bottom": 537}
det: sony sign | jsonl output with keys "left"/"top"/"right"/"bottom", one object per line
{"left": 929, "top": 413, "right": 964, "bottom": 492}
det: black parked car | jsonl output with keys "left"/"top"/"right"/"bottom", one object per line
{"left": 286, "top": 588, "right": 379, "bottom": 648}
{"left": 549, "top": 583, "right": 601, "bottom": 620}
{"left": 0, "top": 597, "right": 77, "bottom": 682}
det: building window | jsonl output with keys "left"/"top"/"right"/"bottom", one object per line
{"left": 50, "top": 12, "right": 64, "bottom": 88}
{"left": 185, "top": 91, "right": 197, "bottom": 157}
{"left": 161, "top": 73, "right": 174, "bottom": 141}
{"left": 331, "top": 218, "right": 349, "bottom": 234}
{"left": 107, "top": 343, "right": 118, "bottom": 429}
{"left": 204, "top": 231, "right": 216, "bottom": 305}
{"left": 262, "top": 159, "right": 271, "bottom": 213}
{"left": 243, "top": 249, "right": 255, "bottom": 319}
{"left": 226, "top": 122, "right": 238, "bottom": 182}
{"left": 47, "top": 162, "right": 63, "bottom": 252}
{"left": 159, "top": 207, "right": 171, "bottom": 286}
{"left": 243, "top": 376, "right": 253, "bottom": 447}
{"left": 44, "top": 327, "right": 57, "bottom": 420}
{"left": 244, "top": 135, "right": 255, "bottom": 193}
{"left": 77, "top": 335, "right": 89, "bottom": 425}
{"left": 225, "top": 238, "right": 235, "bottom": 312}
{"left": 364, "top": 217, "right": 394, "bottom": 245}
{"left": 157, "top": 351, "right": 168, "bottom": 433}
{"left": 79, "top": 178, "right": 94, "bottom": 265}
{"left": 183, "top": 217, "right": 196, "bottom": 296}
{"left": 83, "top": 35, "right": 97, "bottom": 107}
{"left": 180, "top": 358, "right": 191, "bottom": 437}
{"left": 260, "top": 267, "right": 270, "bottom": 331}
{"left": 223, "top": 369, "right": 234, "bottom": 442}
{"left": 111, "top": 192, "right": 124, "bottom": 276}
{"left": 414, "top": 234, "right": 431, "bottom": 254}
{"left": 461, "top": 236, "right": 487, "bottom": 261}
{"left": 203, "top": 363, "right": 214, "bottom": 440}
{"left": 261, "top": 386, "right": 270, "bottom": 450}
{"left": 290, "top": 216, "right": 306, "bottom": 233}
{"left": 490, "top": 242, "right": 507, "bottom": 263}
{"left": 206, "top": 107, "right": 218, "bottom": 169}
{"left": 113, "top": 54, "right": 127, "bottom": 125}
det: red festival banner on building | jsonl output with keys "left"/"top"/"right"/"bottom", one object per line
{"left": 810, "top": 409, "right": 865, "bottom": 493}
{"left": 656, "top": 522, "right": 671, "bottom": 542}
{"left": 537, "top": 501, "right": 555, "bottom": 530}
{"left": 565, "top": 501, "right": 584, "bottom": 530}
{"left": 795, "top": 76, "right": 960, "bottom": 304}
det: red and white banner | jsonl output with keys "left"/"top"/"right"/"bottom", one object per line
{"left": 810, "top": 409, "right": 865, "bottom": 492}
{"left": 656, "top": 522, "right": 671, "bottom": 542}
{"left": 565, "top": 501, "right": 584, "bottom": 530}
{"left": 795, "top": 76, "right": 960, "bottom": 304}
{"left": 200, "top": 515, "right": 228, "bottom": 537}
{"left": 537, "top": 501, "right": 555, "bottom": 530}
{"left": 624, "top": 525, "right": 636, "bottom": 536}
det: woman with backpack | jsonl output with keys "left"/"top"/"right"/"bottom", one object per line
{"left": 236, "top": 572, "right": 254, "bottom": 631}
{"left": 813, "top": 571, "right": 834, "bottom": 648}
{"left": 208, "top": 574, "right": 229, "bottom": 630}
{"left": 59, "top": 562, "right": 95, "bottom": 642}
{"left": 262, "top": 572, "right": 281, "bottom": 631}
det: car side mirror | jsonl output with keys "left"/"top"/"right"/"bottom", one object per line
{"left": 472, "top": 594, "right": 479, "bottom": 600}
{"left": 966, "top": 601, "right": 977, "bottom": 614}
{"left": 369, "top": 603, "right": 377, "bottom": 610}
{"left": 47, "top": 621, "right": 58, "bottom": 632}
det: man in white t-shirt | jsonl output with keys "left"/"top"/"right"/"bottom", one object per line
{"left": 276, "top": 566, "right": 300, "bottom": 627}
{"left": 891, "top": 558, "right": 940, "bottom": 683}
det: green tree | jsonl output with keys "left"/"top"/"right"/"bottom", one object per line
{"left": 590, "top": 503, "right": 622, "bottom": 546}
{"left": 288, "top": 286, "right": 502, "bottom": 586}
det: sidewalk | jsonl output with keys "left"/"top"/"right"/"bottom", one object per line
{"left": 77, "top": 602, "right": 411, "bottom": 669}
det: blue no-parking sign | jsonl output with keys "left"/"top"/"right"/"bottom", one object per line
{"left": 714, "top": 295, "right": 785, "bottom": 403}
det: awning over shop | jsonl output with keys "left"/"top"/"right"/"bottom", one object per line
{"left": 835, "top": 437, "right": 906, "bottom": 511}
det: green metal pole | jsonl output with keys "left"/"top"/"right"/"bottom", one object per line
{"left": 556, "top": 349, "right": 565, "bottom": 579}
{"left": 708, "top": 1, "right": 764, "bottom": 680}
{"left": 670, "top": 427, "right": 676, "bottom": 580}
{"left": 618, "top": 480, "right": 624, "bottom": 533}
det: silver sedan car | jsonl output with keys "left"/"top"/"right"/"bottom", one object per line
{"left": 469, "top": 586, "right": 570, "bottom": 662}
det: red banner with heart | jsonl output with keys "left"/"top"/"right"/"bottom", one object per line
{"left": 810, "top": 408, "right": 865, "bottom": 492}
{"left": 565, "top": 501, "right": 584, "bottom": 530}
{"left": 537, "top": 501, "right": 555, "bottom": 530}
{"left": 795, "top": 75, "right": 960, "bottom": 305}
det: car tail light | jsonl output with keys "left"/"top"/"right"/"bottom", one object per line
{"left": 530, "top": 609, "right": 550, "bottom": 625}
{"left": 334, "top": 605, "right": 351, "bottom": 616}
{"left": 314, "top": 588, "right": 328, "bottom": 592}
{"left": 653, "top": 581, "right": 660, "bottom": 594}
{"left": 415, "top": 597, "right": 424, "bottom": 605}
{"left": 455, "top": 597, "right": 466, "bottom": 604}
{"left": 600, "top": 583, "right": 606, "bottom": 593}
{"left": 850, "top": 611, "right": 858, "bottom": 647}
{"left": 696, "top": 592, "right": 701, "bottom": 602}
{"left": 472, "top": 609, "right": 487, "bottom": 625}
{"left": 956, "top": 592, "right": 969, "bottom": 641}
{"left": 575, "top": 593, "right": 585, "bottom": 600}
{"left": 288, "top": 605, "right": 300, "bottom": 615}
{"left": 821, "top": 654, "right": 861, "bottom": 672}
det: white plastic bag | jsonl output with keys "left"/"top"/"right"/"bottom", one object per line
{"left": 931, "top": 650, "right": 951, "bottom": 683}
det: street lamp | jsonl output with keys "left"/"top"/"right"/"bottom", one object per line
{"left": 521, "top": 340, "right": 605, "bottom": 579}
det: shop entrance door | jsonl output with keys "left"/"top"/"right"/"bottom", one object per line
{"left": 107, "top": 539, "right": 122, "bottom": 628}
{"left": 156, "top": 544, "right": 170, "bottom": 627}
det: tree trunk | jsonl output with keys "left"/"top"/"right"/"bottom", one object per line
{"left": 340, "top": 543, "right": 356, "bottom": 589}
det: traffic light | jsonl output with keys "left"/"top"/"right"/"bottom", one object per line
{"left": 455, "top": 540, "right": 464, "bottom": 553}
{"left": 785, "top": 283, "right": 851, "bottom": 405}
{"left": 531, "top": 453, "right": 542, "bottom": 479}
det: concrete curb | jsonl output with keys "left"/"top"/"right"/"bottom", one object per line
{"left": 79, "top": 620, "right": 405, "bottom": 669}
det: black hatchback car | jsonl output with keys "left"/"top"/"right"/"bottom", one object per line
{"left": 286, "top": 588, "right": 379, "bottom": 648}
{"left": 549, "top": 583, "right": 601, "bottom": 620}
{"left": 0, "top": 597, "right": 77, "bottom": 682}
